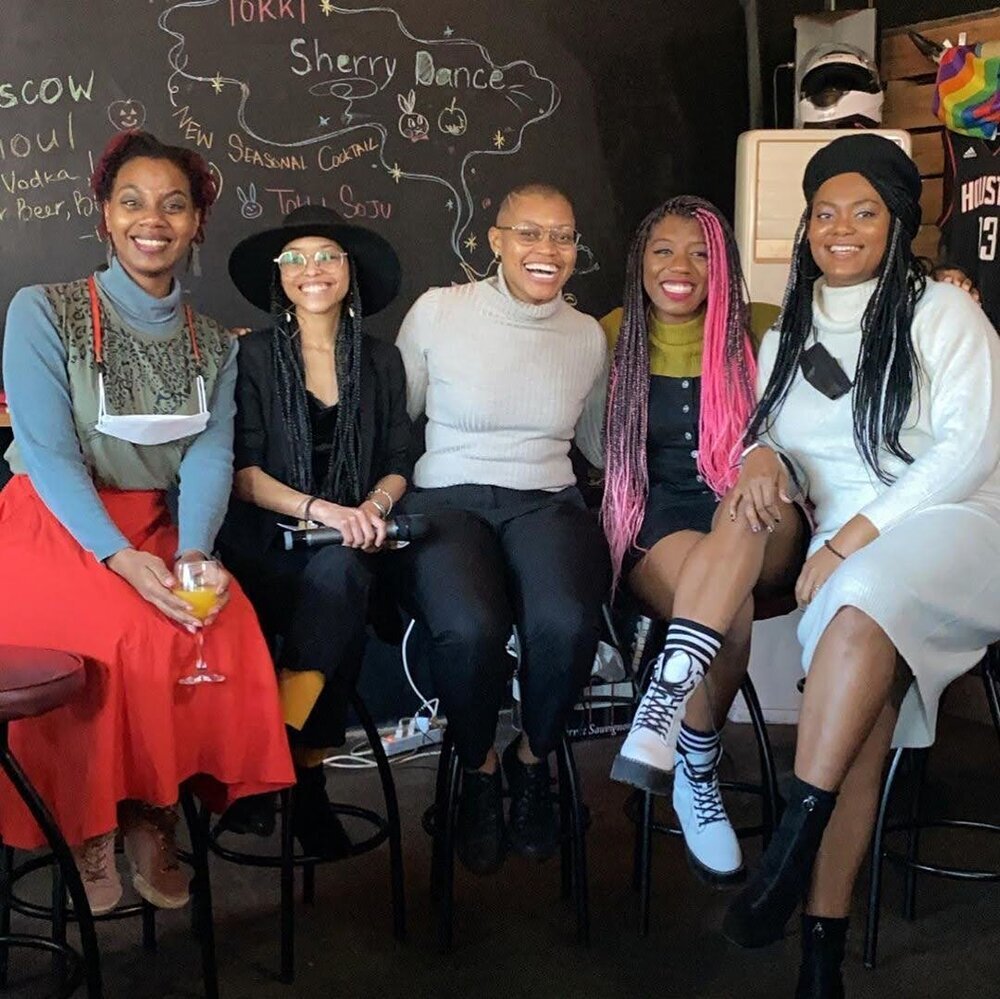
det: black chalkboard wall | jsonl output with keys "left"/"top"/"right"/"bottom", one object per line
{"left": 0, "top": 0, "right": 749, "bottom": 351}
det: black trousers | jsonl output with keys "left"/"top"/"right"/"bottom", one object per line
{"left": 395, "top": 485, "right": 611, "bottom": 769}
{"left": 224, "top": 540, "right": 375, "bottom": 750}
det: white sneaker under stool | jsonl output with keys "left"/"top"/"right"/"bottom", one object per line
{"left": 610, "top": 649, "right": 705, "bottom": 794}
{"left": 673, "top": 750, "right": 744, "bottom": 886}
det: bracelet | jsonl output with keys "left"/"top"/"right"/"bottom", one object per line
{"left": 366, "top": 495, "right": 390, "bottom": 519}
{"left": 367, "top": 487, "right": 394, "bottom": 516}
{"left": 824, "top": 539, "right": 846, "bottom": 560}
{"left": 302, "top": 496, "right": 318, "bottom": 523}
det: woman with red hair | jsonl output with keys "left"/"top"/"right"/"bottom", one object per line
{"left": 0, "top": 131, "right": 292, "bottom": 915}
{"left": 602, "top": 197, "right": 803, "bottom": 884}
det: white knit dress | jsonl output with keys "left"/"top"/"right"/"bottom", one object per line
{"left": 757, "top": 278, "right": 1000, "bottom": 748}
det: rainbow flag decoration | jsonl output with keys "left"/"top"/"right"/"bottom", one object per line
{"left": 933, "top": 42, "right": 1000, "bottom": 140}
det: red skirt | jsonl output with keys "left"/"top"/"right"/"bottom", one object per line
{"left": 0, "top": 476, "right": 294, "bottom": 849}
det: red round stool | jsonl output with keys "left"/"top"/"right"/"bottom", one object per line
{"left": 0, "top": 645, "right": 101, "bottom": 997}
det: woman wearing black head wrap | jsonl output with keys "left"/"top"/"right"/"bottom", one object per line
{"left": 607, "top": 134, "right": 1000, "bottom": 995}
{"left": 216, "top": 206, "right": 411, "bottom": 856}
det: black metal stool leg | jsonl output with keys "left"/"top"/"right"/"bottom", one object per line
{"left": 351, "top": 690, "right": 406, "bottom": 941}
{"left": 903, "top": 749, "right": 929, "bottom": 922}
{"left": 557, "top": 748, "right": 572, "bottom": 901}
{"left": 430, "top": 733, "right": 454, "bottom": 905}
{"left": 50, "top": 855, "right": 67, "bottom": 981}
{"left": 277, "top": 787, "right": 295, "bottom": 984}
{"left": 141, "top": 902, "right": 157, "bottom": 952}
{"left": 630, "top": 792, "right": 644, "bottom": 891}
{"left": 558, "top": 736, "right": 589, "bottom": 947}
{"left": 638, "top": 791, "right": 654, "bottom": 938}
{"left": 181, "top": 792, "right": 218, "bottom": 999}
{"left": 740, "top": 676, "right": 779, "bottom": 847}
{"left": 438, "top": 746, "right": 461, "bottom": 955}
{"left": 0, "top": 725, "right": 102, "bottom": 998}
{"left": 0, "top": 841, "right": 11, "bottom": 986}
{"left": 864, "top": 746, "right": 905, "bottom": 970}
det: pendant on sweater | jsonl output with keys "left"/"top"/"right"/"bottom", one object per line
{"left": 800, "top": 341, "right": 853, "bottom": 400}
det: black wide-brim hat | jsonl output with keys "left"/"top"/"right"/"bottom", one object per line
{"left": 228, "top": 204, "right": 401, "bottom": 315}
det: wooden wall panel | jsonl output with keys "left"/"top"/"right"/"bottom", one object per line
{"left": 882, "top": 8, "right": 1000, "bottom": 80}
{"left": 884, "top": 80, "right": 940, "bottom": 130}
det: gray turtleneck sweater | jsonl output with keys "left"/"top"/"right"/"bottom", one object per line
{"left": 2, "top": 261, "right": 237, "bottom": 561}
{"left": 396, "top": 267, "right": 607, "bottom": 491}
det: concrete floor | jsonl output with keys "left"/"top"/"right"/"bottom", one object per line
{"left": 5, "top": 714, "right": 1000, "bottom": 998}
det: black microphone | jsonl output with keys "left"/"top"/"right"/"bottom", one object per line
{"left": 282, "top": 514, "right": 431, "bottom": 551}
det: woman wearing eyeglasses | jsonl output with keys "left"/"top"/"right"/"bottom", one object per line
{"left": 393, "top": 183, "right": 610, "bottom": 876}
{"left": 217, "top": 205, "right": 411, "bottom": 855}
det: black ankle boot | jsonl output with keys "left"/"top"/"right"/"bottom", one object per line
{"left": 502, "top": 740, "right": 558, "bottom": 861}
{"left": 292, "top": 764, "right": 353, "bottom": 859}
{"left": 722, "top": 776, "right": 837, "bottom": 948}
{"left": 795, "top": 915, "right": 847, "bottom": 998}
{"left": 455, "top": 768, "right": 506, "bottom": 875}
{"left": 216, "top": 792, "right": 277, "bottom": 837}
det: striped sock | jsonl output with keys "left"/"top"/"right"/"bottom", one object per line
{"left": 678, "top": 723, "right": 721, "bottom": 775}
{"left": 657, "top": 618, "right": 723, "bottom": 684}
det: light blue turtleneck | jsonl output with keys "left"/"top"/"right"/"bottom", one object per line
{"left": 2, "top": 259, "right": 238, "bottom": 561}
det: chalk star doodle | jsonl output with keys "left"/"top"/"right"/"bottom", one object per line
{"left": 158, "top": 1, "right": 599, "bottom": 280}
{"left": 211, "top": 73, "right": 224, "bottom": 94}
{"left": 446, "top": 199, "right": 454, "bottom": 211}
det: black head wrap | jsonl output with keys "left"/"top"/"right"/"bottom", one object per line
{"left": 802, "top": 134, "right": 922, "bottom": 239}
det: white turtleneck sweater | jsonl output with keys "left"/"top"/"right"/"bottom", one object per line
{"left": 396, "top": 267, "right": 607, "bottom": 491}
{"left": 757, "top": 277, "right": 1000, "bottom": 547}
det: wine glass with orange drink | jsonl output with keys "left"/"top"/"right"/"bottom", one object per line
{"left": 173, "top": 559, "right": 226, "bottom": 685}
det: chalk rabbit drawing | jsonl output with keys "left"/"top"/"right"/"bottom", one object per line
{"left": 398, "top": 90, "right": 430, "bottom": 142}
{"left": 237, "top": 183, "right": 263, "bottom": 221}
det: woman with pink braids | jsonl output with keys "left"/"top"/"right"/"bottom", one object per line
{"left": 601, "top": 196, "right": 804, "bottom": 885}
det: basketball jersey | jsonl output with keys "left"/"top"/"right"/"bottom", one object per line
{"left": 939, "top": 130, "right": 1000, "bottom": 330}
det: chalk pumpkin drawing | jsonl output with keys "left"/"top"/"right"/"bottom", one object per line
{"left": 158, "top": 0, "right": 598, "bottom": 280}
{"left": 108, "top": 98, "right": 147, "bottom": 131}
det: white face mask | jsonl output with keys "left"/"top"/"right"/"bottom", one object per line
{"left": 87, "top": 274, "right": 211, "bottom": 446}
{"left": 95, "top": 371, "right": 210, "bottom": 445}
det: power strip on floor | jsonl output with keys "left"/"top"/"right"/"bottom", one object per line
{"left": 380, "top": 723, "right": 444, "bottom": 757}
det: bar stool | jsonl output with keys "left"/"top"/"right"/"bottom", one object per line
{"left": 624, "top": 592, "right": 793, "bottom": 935}
{"left": 207, "top": 687, "right": 405, "bottom": 984}
{"left": 0, "top": 651, "right": 220, "bottom": 998}
{"left": 423, "top": 727, "right": 589, "bottom": 953}
{"left": 0, "top": 645, "right": 100, "bottom": 997}
{"left": 864, "top": 644, "right": 1000, "bottom": 968}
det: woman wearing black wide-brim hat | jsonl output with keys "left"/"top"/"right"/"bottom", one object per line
{"left": 217, "top": 205, "right": 411, "bottom": 854}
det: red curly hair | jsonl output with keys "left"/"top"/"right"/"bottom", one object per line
{"left": 91, "top": 130, "right": 217, "bottom": 243}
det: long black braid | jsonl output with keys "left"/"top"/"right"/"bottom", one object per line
{"left": 269, "top": 264, "right": 364, "bottom": 505}
{"left": 747, "top": 208, "right": 926, "bottom": 484}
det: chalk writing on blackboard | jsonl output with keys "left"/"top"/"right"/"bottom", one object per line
{"left": 158, "top": 0, "right": 598, "bottom": 281}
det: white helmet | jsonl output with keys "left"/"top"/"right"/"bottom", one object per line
{"left": 798, "top": 44, "right": 884, "bottom": 128}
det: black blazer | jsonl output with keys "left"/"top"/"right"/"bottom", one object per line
{"left": 219, "top": 327, "right": 412, "bottom": 553}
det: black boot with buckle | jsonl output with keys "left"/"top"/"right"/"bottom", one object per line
{"left": 722, "top": 775, "right": 837, "bottom": 948}
{"left": 795, "top": 914, "right": 848, "bottom": 998}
